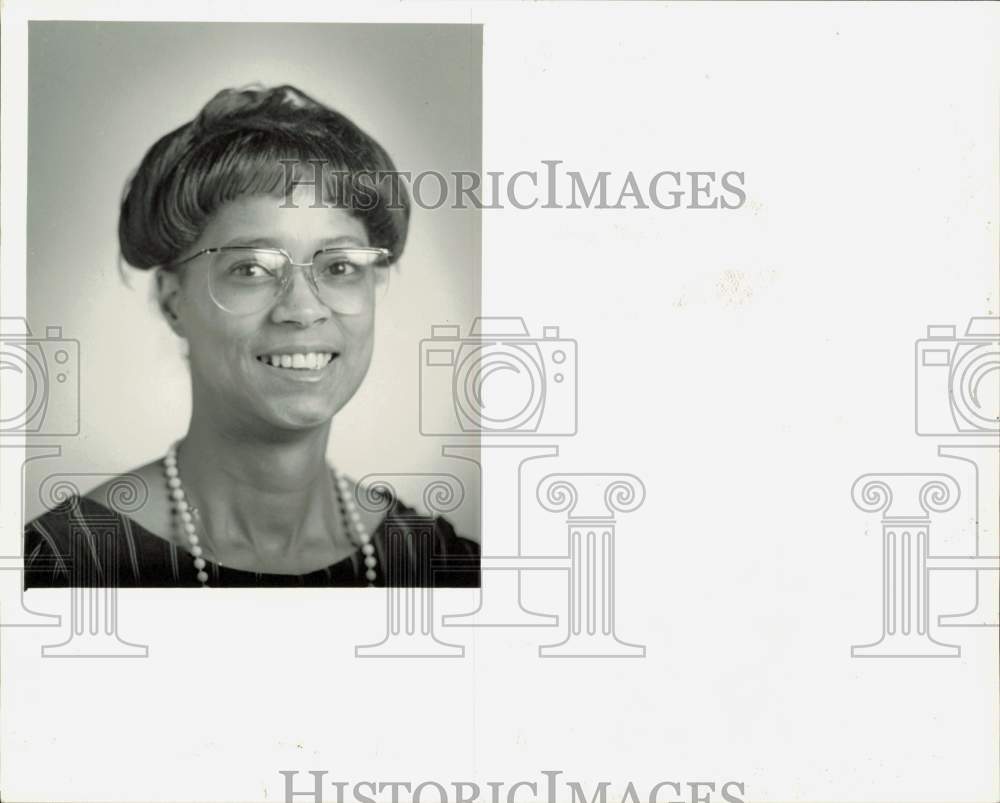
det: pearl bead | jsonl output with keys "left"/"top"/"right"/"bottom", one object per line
{"left": 335, "top": 471, "right": 377, "bottom": 587}
{"left": 165, "top": 441, "right": 211, "bottom": 589}
{"left": 168, "top": 448, "right": 378, "bottom": 588}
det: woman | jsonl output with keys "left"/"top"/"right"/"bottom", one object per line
{"left": 23, "top": 84, "right": 479, "bottom": 588}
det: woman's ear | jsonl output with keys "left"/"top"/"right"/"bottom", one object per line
{"left": 155, "top": 269, "right": 186, "bottom": 337}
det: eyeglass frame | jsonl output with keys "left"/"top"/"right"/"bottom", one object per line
{"left": 163, "top": 245, "right": 393, "bottom": 315}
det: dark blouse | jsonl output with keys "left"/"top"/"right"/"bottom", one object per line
{"left": 23, "top": 494, "right": 480, "bottom": 588}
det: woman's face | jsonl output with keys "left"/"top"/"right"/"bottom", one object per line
{"left": 159, "top": 187, "right": 377, "bottom": 434}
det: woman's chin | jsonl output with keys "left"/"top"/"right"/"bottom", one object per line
{"left": 248, "top": 390, "right": 341, "bottom": 430}
{"left": 265, "top": 403, "right": 337, "bottom": 431}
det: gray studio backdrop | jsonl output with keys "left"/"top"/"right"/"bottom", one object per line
{"left": 25, "top": 22, "right": 482, "bottom": 540}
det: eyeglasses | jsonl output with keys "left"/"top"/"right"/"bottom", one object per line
{"left": 168, "top": 246, "right": 392, "bottom": 316}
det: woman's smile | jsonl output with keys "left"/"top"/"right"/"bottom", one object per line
{"left": 253, "top": 350, "right": 339, "bottom": 382}
{"left": 256, "top": 351, "right": 336, "bottom": 370}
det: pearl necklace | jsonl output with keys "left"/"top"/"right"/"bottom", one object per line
{"left": 163, "top": 440, "right": 377, "bottom": 587}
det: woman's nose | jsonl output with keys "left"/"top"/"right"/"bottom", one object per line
{"left": 269, "top": 264, "right": 331, "bottom": 325}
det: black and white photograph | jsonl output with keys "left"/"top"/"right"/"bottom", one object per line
{"left": 17, "top": 22, "right": 483, "bottom": 587}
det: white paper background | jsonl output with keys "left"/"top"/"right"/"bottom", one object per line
{"left": 2, "top": 3, "right": 997, "bottom": 803}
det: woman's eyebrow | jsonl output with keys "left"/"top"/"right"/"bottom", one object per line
{"left": 218, "top": 235, "right": 367, "bottom": 249}
{"left": 316, "top": 235, "right": 367, "bottom": 248}
{"left": 219, "top": 236, "right": 280, "bottom": 248}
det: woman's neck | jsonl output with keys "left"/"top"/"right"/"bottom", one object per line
{"left": 175, "top": 412, "right": 347, "bottom": 566}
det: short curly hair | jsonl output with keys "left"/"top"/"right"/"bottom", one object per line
{"left": 118, "top": 84, "right": 409, "bottom": 271}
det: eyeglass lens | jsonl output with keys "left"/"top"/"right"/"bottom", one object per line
{"left": 206, "top": 248, "right": 390, "bottom": 315}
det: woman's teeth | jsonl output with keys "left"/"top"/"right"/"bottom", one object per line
{"left": 256, "top": 352, "right": 335, "bottom": 370}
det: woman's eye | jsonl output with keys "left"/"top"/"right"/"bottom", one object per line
{"left": 323, "top": 261, "right": 358, "bottom": 278}
{"left": 229, "top": 262, "right": 272, "bottom": 278}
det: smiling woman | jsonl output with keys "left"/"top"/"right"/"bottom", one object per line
{"left": 23, "top": 84, "right": 480, "bottom": 588}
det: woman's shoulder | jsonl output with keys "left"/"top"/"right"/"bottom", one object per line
{"left": 357, "top": 482, "right": 475, "bottom": 543}
{"left": 81, "top": 461, "right": 172, "bottom": 535}
{"left": 357, "top": 483, "right": 480, "bottom": 587}
{"left": 24, "top": 485, "right": 132, "bottom": 537}
{"left": 23, "top": 492, "right": 137, "bottom": 588}
{"left": 24, "top": 461, "right": 177, "bottom": 588}
{"left": 23, "top": 492, "right": 80, "bottom": 579}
